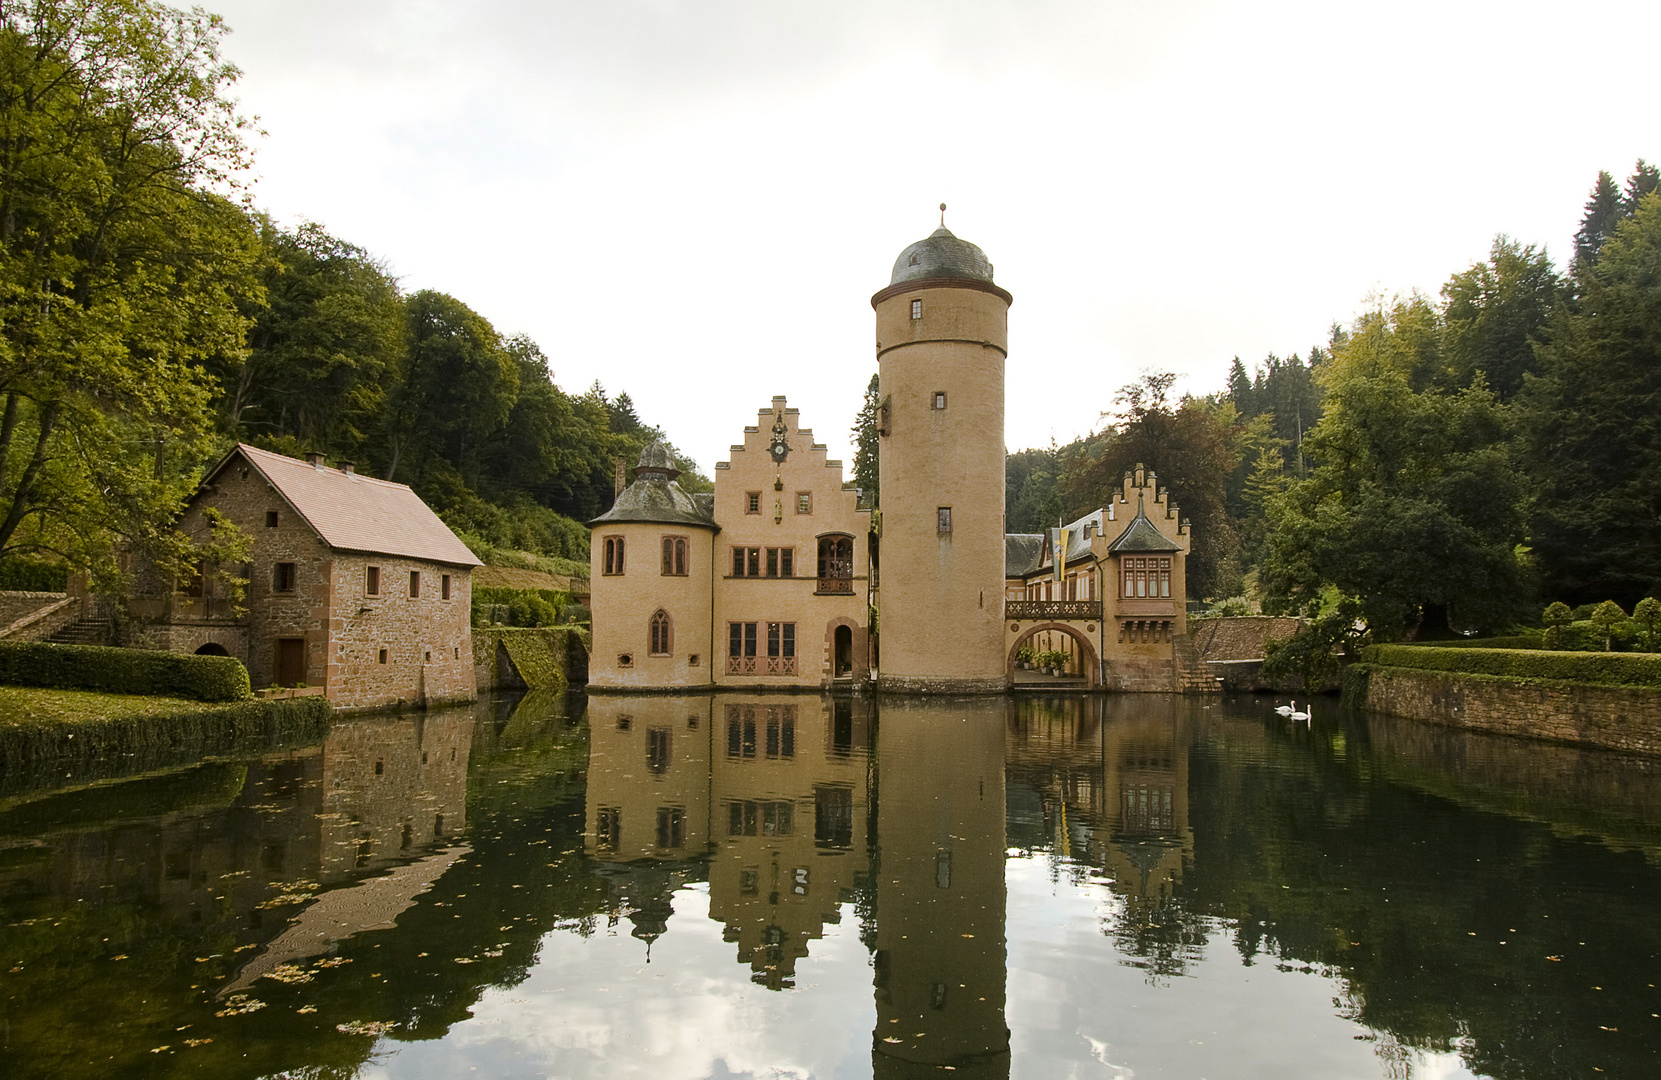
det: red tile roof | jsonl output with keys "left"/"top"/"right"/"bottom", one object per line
{"left": 212, "top": 444, "right": 481, "bottom": 567}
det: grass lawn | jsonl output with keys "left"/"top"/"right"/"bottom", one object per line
{"left": 0, "top": 685, "right": 224, "bottom": 731}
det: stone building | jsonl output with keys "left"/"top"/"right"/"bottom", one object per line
{"left": 586, "top": 402, "right": 870, "bottom": 691}
{"left": 129, "top": 443, "right": 481, "bottom": 710}
{"left": 1005, "top": 464, "right": 1213, "bottom": 692}
{"left": 586, "top": 221, "right": 1205, "bottom": 693}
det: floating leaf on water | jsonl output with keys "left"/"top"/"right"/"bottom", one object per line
{"left": 214, "top": 995, "right": 266, "bottom": 1018}
{"left": 313, "top": 957, "right": 352, "bottom": 968}
{"left": 336, "top": 1020, "right": 396, "bottom": 1036}
{"left": 297, "top": 1005, "right": 318, "bottom": 1015}
{"left": 262, "top": 964, "right": 315, "bottom": 985}
{"left": 183, "top": 1038, "right": 212, "bottom": 1047}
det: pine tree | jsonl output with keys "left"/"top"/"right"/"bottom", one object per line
{"left": 1226, "top": 357, "right": 1256, "bottom": 416}
{"left": 850, "top": 372, "right": 881, "bottom": 505}
{"left": 1622, "top": 159, "right": 1660, "bottom": 215}
{"left": 1574, "top": 170, "right": 1624, "bottom": 267}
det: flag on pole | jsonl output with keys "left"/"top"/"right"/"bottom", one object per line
{"left": 1051, "top": 526, "right": 1068, "bottom": 583}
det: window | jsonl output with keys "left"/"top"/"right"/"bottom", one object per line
{"left": 378, "top": 648, "right": 388, "bottom": 664}
{"left": 408, "top": 570, "right": 420, "bottom": 598}
{"left": 183, "top": 560, "right": 206, "bottom": 598}
{"left": 655, "top": 807, "right": 684, "bottom": 849}
{"left": 273, "top": 562, "right": 297, "bottom": 593}
{"left": 441, "top": 574, "right": 451, "bottom": 600}
{"left": 618, "top": 652, "right": 634, "bottom": 667}
{"left": 661, "top": 535, "right": 688, "bottom": 576}
{"left": 602, "top": 535, "right": 625, "bottom": 575}
{"left": 817, "top": 535, "right": 853, "bottom": 593}
{"left": 932, "top": 391, "right": 947, "bottom": 410}
{"left": 689, "top": 654, "right": 700, "bottom": 667}
{"left": 937, "top": 507, "right": 952, "bottom": 534}
{"left": 796, "top": 492, "right": 811, "bottom": 514}
{"left": 596, "top": 807, "right": 621, "bottom": 851}
{"left": 746, "top": 492, "right": 761, "bottom": 514}
{"left": 1121, "top": 556, "right": 1173, "bottom": 598}
{"left": 646, "top": 727, "right": 671, "bottom": 773}
{"left": 265, "top": 511, "right": 279, "bottom": 528}
{"left": 765, "top": 547, "right": 793, "bottom": 577}
{"left": 365, "top": 566, "right": 380, "bottom": 596}
{"left": 728, "top": 800, "right": 793, "bottom": 837}
{"left": 910, "top": 298, "right": 922, "bottom": 319}
{"left": 732, "top": 546, "right": 761, "bottom": 576}
{"left": 729, "top": 621, "right": 757, "bottom": 659}
{"left": 649, "top": 609, "right": 672, "bottom": 656}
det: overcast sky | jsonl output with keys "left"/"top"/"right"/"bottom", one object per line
{"left": 204, "top": 0, "right": 1659, "bottom": 472}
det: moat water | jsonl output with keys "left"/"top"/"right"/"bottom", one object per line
{"left": 3, "top": 691, "right": 1660, "bottom": 1079}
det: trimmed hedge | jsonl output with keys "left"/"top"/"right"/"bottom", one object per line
{"left": 1422, "top": 634, "right": 1543, "bottom": 650}
{"left": 1362, "top": 645, "right": 1661, "bottom": 689}
{"left": 0, "top": 640, "right": 251, "bottom": 702}
{"left": 0, "top": 557, "right": 68, "bottom": 592}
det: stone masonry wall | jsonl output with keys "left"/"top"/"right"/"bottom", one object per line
{"left": 1351, "top": 665, "right": 1661, "bottom": 758}
{"left": 326, "top": 553, "right": 474, "bottom": 711}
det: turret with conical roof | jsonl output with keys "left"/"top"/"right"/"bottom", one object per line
{"left": 871, "top": 211, "right": 1012, "bottom": 693}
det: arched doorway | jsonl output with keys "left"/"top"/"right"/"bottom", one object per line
{"left": 1007, "top": 622, "right": 1099, "bottom": 688}
{"left": 834, "top": 625, "right": 853, "bottom": 678}
{"left": 194, "top": 642, "right": 231, "bottom": 657}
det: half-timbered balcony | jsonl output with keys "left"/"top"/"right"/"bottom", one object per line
{"left": 1004, "top": 600, "right": 1103, "bottom": 621}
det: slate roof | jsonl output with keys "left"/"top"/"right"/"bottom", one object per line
{"left": 213, "top": 444, "right": 482, "bottom": 567}
{"left": 1005, "top": 534, "right": 1046, "bottom": 576}
{"left": 589, "top": 443, "right": 717, "bottom": 530}
{"left": 890, "top": 226, "right": 997, "bottom": 286}
{"left": 1107, "top": 499, "right": 1181, "bottom": 553}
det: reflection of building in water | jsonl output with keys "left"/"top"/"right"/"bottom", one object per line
{"left": 0, "top": 710, "right": 478, "bottom": 978}
{"left": 582, "top": 693, "right": 873, "bottom": 986}
{"left": 873, "top": 698, "right": 1009, "bottom": 1079}
{"left": 708, "top": 695, "right": 871, "bottom": 988}
{"left": 318, "top": 712, "right": 473, "bottom": 879}
{"left": 1005, "top": 696, "right": 1193, "bottom": 912}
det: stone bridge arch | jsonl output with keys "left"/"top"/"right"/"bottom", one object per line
{"left": 1007, "top": 622, "right": 1098, "bottom": 688}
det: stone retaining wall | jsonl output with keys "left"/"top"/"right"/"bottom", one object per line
{"left": 1345, "top": 664, "right": 1661, "bottom": 757}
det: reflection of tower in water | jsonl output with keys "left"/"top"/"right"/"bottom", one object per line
{"left": 873, "top": 698, "right": 1010, "bottom": 1079}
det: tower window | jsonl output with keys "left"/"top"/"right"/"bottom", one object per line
{"left": 932, "top": 391, "right": 947, "bottom": 410}
{"left": 937, "top": 507, "right": 952, "bottom": 534}
{"left": 746, "top": 492, "right": 761, "bottom": 514}
{"left": 910, "top": 299, "right": 922, "bottom": 319}
{"left": 796, "top": 492, "right": 811, "bottom": 514}
{"left": 603, "top": 535, "right": 625, "bottom": 575}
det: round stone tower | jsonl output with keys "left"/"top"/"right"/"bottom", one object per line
{"left": 872, "top": 215, "right": 1011, "bottom": 693}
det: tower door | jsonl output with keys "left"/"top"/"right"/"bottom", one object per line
{"left": 275, "top": 637, "right": 305, "bottom": 687}
{"left": 834, "top": 625, "right": 853, "bottom": 677}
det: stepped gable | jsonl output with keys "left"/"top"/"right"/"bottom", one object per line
{"left": 1106, "top": 497, "right": 1181, "bottom": 553}
{"left": 210, "top": 444, "right": 481, "bottom": 567}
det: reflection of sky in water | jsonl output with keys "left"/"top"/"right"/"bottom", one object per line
{"left": 363, "top": 884, "right": 875, "bottom": 1079}
{"left": 357, "top": 862, "right": 1480, "bottom": 1080}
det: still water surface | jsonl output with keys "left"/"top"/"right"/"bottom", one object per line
{"left": 2, "top": 692, "right": 1660, "bottom": 1078}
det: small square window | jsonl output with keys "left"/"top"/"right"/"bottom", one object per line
{"left": 378, "top": 648, "right": 388, "bottom": 664}
{"left": 265, "top": 511, "right": 279, "bottom": 528}
{"left": 273, "top": 562, "right": 297, "bottom": 593}
{"left": 408, "top": 571, "right": 420, "bottom": 598}
{"left": 932, "top": 391, "right": 947, "bottom": 410}
{"left": 441, "top": 573, "right": 451, "bottom": 600}
{"left": 796, "top": 492, "right": 811, "bottom": 514}
{"left": 424, "top": 650, "right": 431, "bottom": 662}
{"left": 746, "top": 492, "right": 761, "bottom": 514}
{"left": 365, "top": 566, "right": 380, "bottom": 596}
{"left": 910, "top": 299, "right": 922, "bottom": 319}
{"left": 937, "top": 507, "right": 952, "bottom": 534}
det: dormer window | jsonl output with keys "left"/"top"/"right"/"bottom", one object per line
{"left": 909, "top": 254, "right": 920, "bottom": 266}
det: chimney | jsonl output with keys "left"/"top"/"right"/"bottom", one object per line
{"left": 337, "top": 460, "right": 355, "bottom": 476}
{"left": 613, "top": 457, "right": 626, "bottom": 499}
{"left": 307, "top": 452, "right": 326, "bottom": 469}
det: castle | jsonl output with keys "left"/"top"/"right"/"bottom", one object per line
{"left": 587, "top": 221, "right": 1208, "bottom": 693}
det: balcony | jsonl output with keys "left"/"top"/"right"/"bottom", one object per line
{"left": 817, "top": 576, "right": 854, "bottom": 595}
{"left": 1004, "top": 600, "right": 1102, "bottom": 621}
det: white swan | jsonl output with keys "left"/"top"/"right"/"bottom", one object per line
{"left": 1289, "top": 703, "right": 1311, "bottom": 721}
{"left": 1275, "top": 701, "right": 1295, "bottom": 716}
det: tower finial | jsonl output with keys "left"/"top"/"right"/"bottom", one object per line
{"left": 939, "top": 202, "right": 947, "bottom": 227}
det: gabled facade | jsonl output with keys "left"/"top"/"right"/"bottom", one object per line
{"left": 1005, "top": 464, "right": 1212, "bottom": 692}
{"left": 587, "top": 398, "right": 870, "bottom": 691}
{"left": 128, "top": 444, "right": 481, "bottom": 710}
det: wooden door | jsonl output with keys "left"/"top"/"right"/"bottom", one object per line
{"left": 275, "top": 637, "right": 305, "bottom": 687}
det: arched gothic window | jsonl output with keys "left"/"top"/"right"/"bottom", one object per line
{"left": 661, "top": 535, "right": 687, "bottom": 576}
{"left": 649, "top": 609, "right": 672, "bottom": 656}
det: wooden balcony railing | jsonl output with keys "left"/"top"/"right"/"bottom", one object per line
{"left": 1004, "top": 600, "right": 1103, "bottom": 621}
